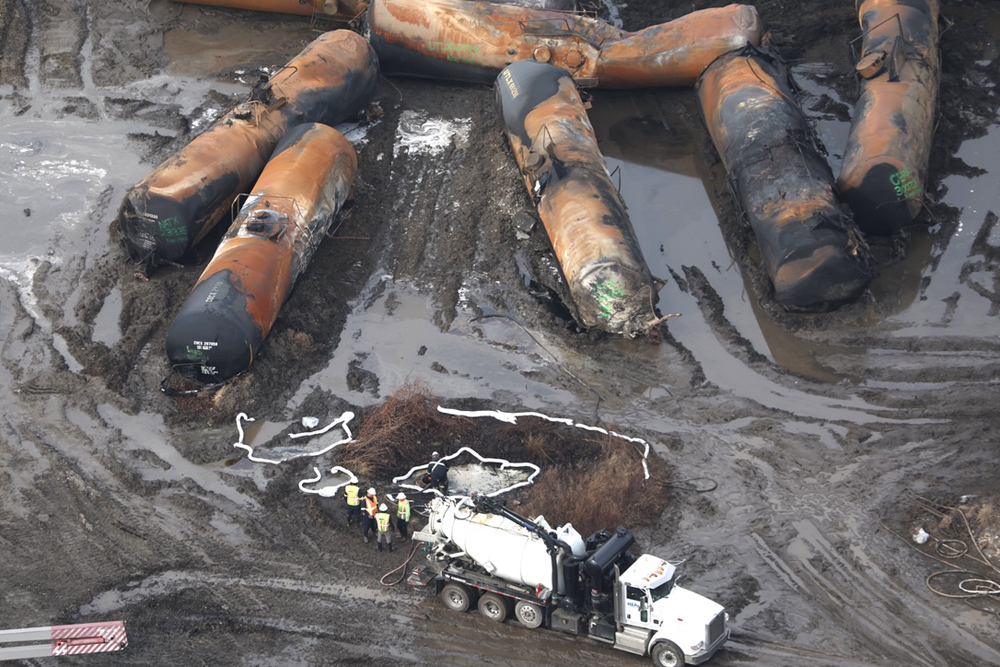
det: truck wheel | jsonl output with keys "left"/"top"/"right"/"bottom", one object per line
{"left": 514, "top": 601, "right": 543, "bottom": 629}
{"left": 477, "top": 593, "right": 509, "bottom": 623}
{"left": 440, "top": 583, "right": 473, "bottom": 613}
{"left": 650, "top": 641, "right": 685, "bottom": 667}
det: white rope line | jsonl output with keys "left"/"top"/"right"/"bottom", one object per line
{"left": 299, "top": 466, "right": 358, "bottom": 497}
{"left": 391, "top": 445, "right": 540, "bottom": 499}
{"left": 231, "top": 411, "right": 356, "bottom": 465}
{"left": 437, "top": 407, "right": 574, "bottom": 426}
{"left": 288, "top": 412, "right": 355, "bottom": 439}
{"left": 436, "top": 405, "right": 651, "bottom": 480}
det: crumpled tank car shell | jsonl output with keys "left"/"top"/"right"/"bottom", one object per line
{"left": 366, "top": 0, "right": 761, "bottom": 88}
{"left": 165, "top": 123, "right": 357, "bottom": 383}
{"left": 698, "top": 46, "right": 873, "bottom": 311}
{"left": 838, "top": 0, "right": 940, "bottom": 235}
{"left": 117, "top": 30, "right": 377, "bottom": 275}
{"left": 497, "top": 59, "right": 659, "bottom": 337}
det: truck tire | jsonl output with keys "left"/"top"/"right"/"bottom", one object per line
{"left": 440, "top": 582, "right": 473, "bottom": 613}
{"left": 477, "top": 592, "right": 509, "bottom": 623}
{"left": 514, "top": 601, "right": 543, "bottom": 629}
{"left": 650, "top": 641, "right": 685, "bottom": 667}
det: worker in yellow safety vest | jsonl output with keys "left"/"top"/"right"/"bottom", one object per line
{"left": 375, "top": 503, "right": 394, "bottom": 552}
{"left": 362, "top": 488, "right": 378, "bottom": 543}
{"left": 344, "top": 483, "right": 361, "bottom": 527}
{"left": 393, "top": 492, "right": 411, "bottom": 540}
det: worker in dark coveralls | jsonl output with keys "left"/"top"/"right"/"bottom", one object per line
{"left": 422, "top": 451, "right": 449, "bottom": 493}
{"left": 375, "top": 503, "right": 394, "bottom": 552}
{"left": 362, "top": 487, "right": 378, "bottom": 543}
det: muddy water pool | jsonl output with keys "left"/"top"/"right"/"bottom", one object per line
{"left": 587, "top": 52, "right": 1000, "bottom": 394}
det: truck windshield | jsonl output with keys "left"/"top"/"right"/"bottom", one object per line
{"left": 649, "top": 575, "right": 676, "bottom": 602}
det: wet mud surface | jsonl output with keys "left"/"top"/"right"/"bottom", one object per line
{"left": 1, "top": 0, "right": 1000, "bottom": 664}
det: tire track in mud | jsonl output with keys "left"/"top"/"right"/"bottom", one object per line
{"left": 30, "top": 0, "right": 87, "bottom": 90}
{"left": 655, "top": 424, "right": 1000, "bottom": 667}
{"left": 380, "top": 89, "right": 507, "bottom": 331}
{"left": 0, "top": 0, "right": 30, "bottom": 90}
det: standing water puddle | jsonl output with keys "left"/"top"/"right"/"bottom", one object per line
{"left": 586, "top": 41, "right": 999, "bottom": 407}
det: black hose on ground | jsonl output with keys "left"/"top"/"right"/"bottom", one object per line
{"left": 380, "top": 539, "right": 421, "bottom": 587}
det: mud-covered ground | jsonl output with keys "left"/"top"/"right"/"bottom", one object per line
{"left": 2, "top": 0, "right": 1000, "bottom": 665}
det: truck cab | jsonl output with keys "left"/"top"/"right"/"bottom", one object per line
{"left": 615, "top": 554, "right": 729, "bottom": 666}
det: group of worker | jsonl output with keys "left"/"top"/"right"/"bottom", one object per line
{"left": 343, "top": 484, "right": 410, "bottom": 552}
{"left": 340, "top": 451, "right": 450, "bottom": 553}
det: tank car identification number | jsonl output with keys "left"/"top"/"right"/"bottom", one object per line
{"left": 502, "top": 69, "right": 519, "bottom": 99}
{"left": 890, "top": 168, "right": 921, "bottom": 200}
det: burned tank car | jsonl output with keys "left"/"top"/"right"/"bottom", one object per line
{"left": 117, "top": 30, "right": 377, "bottom": 276}
{"left": 165, "top": 123, "right": 357, "bottom": 384}
{"left": 496, "top": 59, "right": 661, "bottom": 336}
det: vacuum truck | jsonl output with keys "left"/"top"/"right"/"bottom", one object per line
{"left": 408, "top": 494, "right": 728, "bottom": 666}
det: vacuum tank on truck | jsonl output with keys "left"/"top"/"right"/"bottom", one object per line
{"left": 408, "top": 494, "right": 728, "bottom": 666}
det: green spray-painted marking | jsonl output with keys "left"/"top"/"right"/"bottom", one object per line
{"left": 158, "top": 216, "right": 188, "bottom": 243}
{"left": 591, "top": 279, "right": 626, "bottom": 319}
{"left": 429, "top": 41, "right": 479, "bottom": 64}
{"left": 185, "top": 345, "right": 205, "bottom": 362}
{"left": 889, "top": 168, "right": 921, "bottom": 200}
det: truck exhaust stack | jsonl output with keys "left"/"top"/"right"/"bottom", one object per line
{"left": 117, "top": 30, "right": 377, "bottom": 276}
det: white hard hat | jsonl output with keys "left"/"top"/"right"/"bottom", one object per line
{"left": 432, "top": 450, "right": 440, "bottom": 457}
{"left": 397, "top": 492, "right": 406, "bottom": 500}
{"left": 379, "top": 503, "right": 388, "bottom": 511}
{"left": 367, "top": 487, "right": 376, "bottom": 495}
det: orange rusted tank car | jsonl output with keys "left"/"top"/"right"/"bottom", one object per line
{"left": 838, "top": 0, "right": 940, "bottom": 235}
{"left": 165, "top": 123, "right": 357, "bottom": 384}
{"left": 698, "top": 47, "right": 872, "bottom": 311}
{"left": 117, "top": 30, "right": 377, "bottom": 276}
{"left": 497, "top": 59, "right": 660, "bottom": 337}
{"left": 170, "top": 0, "right": 369, "bottom": 20}
{"left": 366, "top": 0, "right": 761, "bottom": 87}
